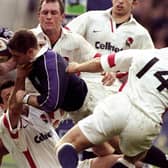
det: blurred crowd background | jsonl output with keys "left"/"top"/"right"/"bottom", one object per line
{"left": 0, "top": 0, "right": 168, "bottom": 164}
{"left": 0, "top": 0, "right": 167, "bottom": 48}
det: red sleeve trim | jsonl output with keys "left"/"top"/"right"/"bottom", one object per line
{"left": 3, "top": 114, "right": 19, "bottom": 139}
{"left": 116, "top": 72, "right": 128, "bottom": 79}
{"left": 110, "top": 19, "right": 114, "bottom": 32}
{"left": 118, "top": 81, "right": 127, "bottom": 92}
{"left": 93, "top": 53, "right": 101, "bottom": 58}
{"left": 64, "top": 26, "right": 70, "bottom": 30}
{"left": 107, "top": 53, "right": 115, "bottom": 67}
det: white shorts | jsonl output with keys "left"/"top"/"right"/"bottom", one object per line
{"left": 78, "top": 93, "right": 161, "bottom": 156}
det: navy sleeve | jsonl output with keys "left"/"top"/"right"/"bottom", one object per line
{"left": 29, "top": 50, "right": 68, "bottom": 113}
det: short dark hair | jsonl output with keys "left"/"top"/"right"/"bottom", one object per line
{"left": 8, "top": 30, "right": 38, "bottom": 54}
{"left": 0, "top": 80, "right": 15, "bottom": 103}
{"left": 39, "top": 0, "right": 65, "bottom": 14}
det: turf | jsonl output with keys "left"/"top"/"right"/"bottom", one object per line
{"left": 1, "top": 154, "right": 18, "bottom": 168}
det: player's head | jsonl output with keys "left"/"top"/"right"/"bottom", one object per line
{"left": 112, "top": 0, "right": 138, "bottom": 16}
{"left": 0, "top": 80, "right": 14, "bottom": 110}
{"left": 38, "top": 0, "right": 65, "bottom": 35}
{"left": 8, "top": 29, "right": 38, "bottom": 65}
{"left": 39, "top": 0, "right": 64, "bottom": 14}
{"left": 0, "top": 27, "right": 13, "bottom": 62}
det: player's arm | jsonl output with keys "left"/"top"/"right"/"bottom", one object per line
{"left": 66, "top": 57, "right": 103, "bottom": 73}
{"left": 16, "top": 52, "right": 65, "bottom": 113}
{"left": 8, "top": 64, "right": 28, "bottom": 128}
{"left": 66, "top": 50, "right": 136, "bottom": 74}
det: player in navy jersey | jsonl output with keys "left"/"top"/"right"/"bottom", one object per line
{"left": 7, "top": 29, "right": 87, "bottom": 114}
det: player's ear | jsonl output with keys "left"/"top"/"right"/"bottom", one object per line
{"left": 27, "top": 48, "right": 34, "bottom": 60}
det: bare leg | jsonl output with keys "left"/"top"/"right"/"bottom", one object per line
{"left": 55, "top": 124, "right": 92, "bottom": 152}
{"left": 111, "top": 152, "right": 147, "bottom": 168}
{"left": 55, "top": 124, "right": 93, "bottom": 168}
{"left": 91, "top": 154, "right": 122, "bottom": 168}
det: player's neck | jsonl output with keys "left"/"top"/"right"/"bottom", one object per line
{"left": 46, "top": 28, "right": 62, "bottom": 48}
{"left": 112, "top": 12, "right": 131, "bottom": 24}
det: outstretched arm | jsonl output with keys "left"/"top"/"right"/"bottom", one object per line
{"left": 66, "top": 50, "right": 136, "bottom": 74}
{"left": 66, "top": 57, "right": 103, "bottom": 73}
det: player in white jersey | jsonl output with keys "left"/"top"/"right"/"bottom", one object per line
{"left": 32, "top": 25, "right": 97, "bottom": 64}
{"left": 0, "top": 78, "right": 121, "bottom": 168}
{"left": 67, "top": 0, "right": 154, "bottom": 53}
{"left": 0, "top": 80, "right": 62, "bottom": 168}
{"left": 66, "top": 1, "right": 168, "bottom": 166}
{"left": 67, "top": 0, "right": 154, "bottom": 92}
{"left": 55, "top": 47, "right": 168, "bottom": 168}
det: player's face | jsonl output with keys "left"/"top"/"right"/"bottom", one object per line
{"left": 38, "top": 1, "right": 64, "bottom": 35}
{"left": 112, "top": 0, "right": 135, "bottom": 16}
{"left": 9, "top": 50, "right": 32, "bottom": 65}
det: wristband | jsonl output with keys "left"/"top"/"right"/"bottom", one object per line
{"left": 22, "top": 94, "right": 31, "bottom": 104}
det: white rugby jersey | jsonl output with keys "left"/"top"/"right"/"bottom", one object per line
{"left": 31, "top": 25, "right": 97, "bottom": 63}
{"left": 101, "top": 48, "right": 168, "bottom": 124}
{"left": 67, "top": 8, "right": 154, "bottom": 55}
{"left": 0, "top": 106, "right": 61, "bottom": 168}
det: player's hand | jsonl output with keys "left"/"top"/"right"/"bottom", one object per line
{"left": 17, "top": 63, "right": 32, "bottom": 79}
{"left": 16, "top": 90, "right": 27, "bottom": 104}
{"left": 66, "top": 62, "right": 79, "bottom": 73}
{"left": 101, "top": 72, "right": 116, "bottom": 86}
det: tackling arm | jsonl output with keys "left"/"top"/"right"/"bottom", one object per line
{"left": 66, "top": 57, "right": 103, "bottom": 73}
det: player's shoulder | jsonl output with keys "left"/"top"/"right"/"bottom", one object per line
{"left": 62, "top": 27, "right": 87, "bottom": 41}
{"left": 77, "top": 8, "right": 110, "bottom": 20}
{"left": 130, "top": 17, "right": 150, "bottom": 34}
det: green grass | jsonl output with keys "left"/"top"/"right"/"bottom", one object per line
{"left": 1, "top": 155, "right": 18, "bottom": 168}
{"left": 65, "top": 4, "right": 86, "bottom": 15}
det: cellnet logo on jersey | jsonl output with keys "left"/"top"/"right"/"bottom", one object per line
{"left": 95, "top": 41, "right": 123, "bottom": 53}
{"left": 34, "top": 130, "right": 53, "bottom": 143}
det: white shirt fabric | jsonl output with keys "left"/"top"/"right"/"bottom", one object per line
{"left": 79, "top": 48, "right": 168, "bottom": 156}
{"left": 0, "top": 106, "right": 61, "bottom": 168}
{"left": 67, "top": 8, "right": 154, "bottom": 54}
{"left": 0, "top": 106, "right": 92, "bottom": 168}
{"left": 101, "top": 48, "right": 168, "bottom": 124}
{"left": 67, "top": 8, "right": 154, "bottom": 93}
{"left": 31, "top": 25, "right": 97, "bottom": 63}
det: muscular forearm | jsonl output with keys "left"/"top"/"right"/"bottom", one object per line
{"left": 67, "top": 58, "right": 103, "bottom": 73}
{"left": 8, "top": 74, "right": 26, "bottom": 128}
{"left": 77, "top": 58, "right": 103, "bottom": 72}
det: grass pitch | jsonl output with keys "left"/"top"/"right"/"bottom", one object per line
{"left": 1, "top": 154, "right": 18, "bottom": 168}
